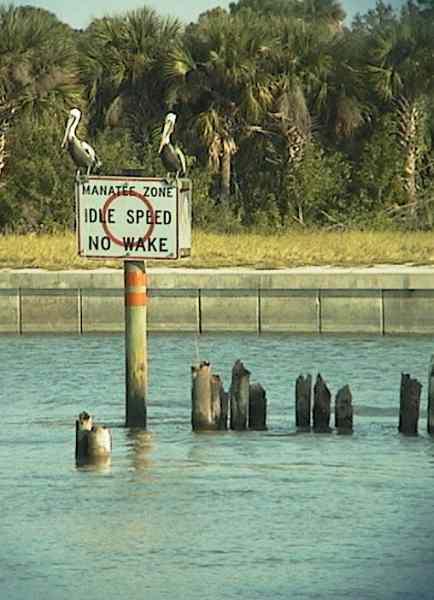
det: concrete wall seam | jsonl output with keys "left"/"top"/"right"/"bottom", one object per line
{"left": 1, "top": 285, "right": 434, "bottom": 334}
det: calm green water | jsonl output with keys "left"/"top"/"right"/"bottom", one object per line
{"left": 1, "top": 333, "right": 434, "bottom": 600}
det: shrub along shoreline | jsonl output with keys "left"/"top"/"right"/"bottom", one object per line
{"left": 1, "top": 230, "right": 433, "bottom": 270}
{"left": 1, "top": 4, "right": 434, "bottom": 236}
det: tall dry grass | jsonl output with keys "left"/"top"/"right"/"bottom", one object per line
{"left": 1, "top": 230, "right": 434, "bottom": 269}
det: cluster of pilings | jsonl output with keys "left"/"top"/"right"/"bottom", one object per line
{"left": 191, "top": 359, "right": 267, "bottom": 432}
{"left": 295, "top": 369, "right": 433, "bottom": 435}
{"left": 295, "top": 374, "right": 353, "bottom": 434}
{"left": 191, "top": 361, "right": 434, "bottom": 436}
{"left": 74, "top": 357, "right": 434, "bottom": 466}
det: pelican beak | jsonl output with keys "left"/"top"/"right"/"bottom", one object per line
{"left": 159, "top": 119, "right": 172, "bottom": 153}
{"left": 61, "top": 116, "right": 73, "bottom": 148}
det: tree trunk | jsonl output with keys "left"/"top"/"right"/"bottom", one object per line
{"left": 220, "top": 137, "right": 236, "bottom": 201}
{"left": 0, "top": 131, "right": 5, "bottom": 183}
{"left": 286, "top": 125, "right": 306, "bottom": 168}
{"left": 403, "top": 144, "right": 417, "bottom": 210}
{"left": 397, "top": 97, "right": 420, "bottom": 214}
{"left": 0, "top": 103, "right": 16, "bottom": 186}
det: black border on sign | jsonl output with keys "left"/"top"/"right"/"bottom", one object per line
{"left": 76, "top": 176, "right": 179, "bottom": 260}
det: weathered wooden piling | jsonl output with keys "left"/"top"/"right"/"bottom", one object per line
{"left": 399, "top": 373, "right": 421, "bottom": 435}
{"left": 191, "top": 362, "right": 226, "bottom": 431}
{"left": 75, "top": 411, "right": 112, "bottom": 465}
{"left": 428, "top": 356, "right": 434, "bottom": 434}
{"left": 335, "top": 385, "right": 353, "bottom": 433}
{"left": 192, "top": 361, "right": 213, "bottom": 430}
{"left": 295, "top": 374, "right": 312, "bottom": 431}
{"left": 230, "top": 360, "right": 251, "bottom": 431}
{"left": 249, "top": 383, "right": 267, "bottom": 430}
{"left": 75, "top": 411, "right": 93, "bottom": 461}
{"left": 212, "top": 374, "right": 228, "bottom": 430}
{"left": 87, "top": 427, "right": 112, "bottom": 457}
{"left": 313, "top": 374, "right": 332, "bottom": 433}
{"left": 124, "top": 260, "right": 148, "bottom": 428}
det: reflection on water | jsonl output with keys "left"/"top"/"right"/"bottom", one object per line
{"left": 0, "top": 333, "right": 434, "bottom": 600}
{"left": 75, "top": 455, "right": 112, "bottom": 472}
{"left": 126, "top": 428, "right": 154, "bottom": 474}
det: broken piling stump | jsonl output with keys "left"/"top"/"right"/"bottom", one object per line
{"left": 428, "top": 356, "right": 434, "bottom": 434}
{"left": 399, "top": 373, "right": 421, "bottom": 435}
{"left": 75, "top": 411, "right": 112, "bottom": 465}
{"left": 76, "top": 411, "right": 93, "bottom": 461}
{"left": 335, "top": 385, "right": 353, "bottom": 433}
{"left": 249, "top": 383, "right": 267, "bottom": 430}
{"left": 230, "top": 360, "right": 250, "bottom": 431}
{"left": 212, "top": 375, "right": 228, "bottom": 430}
{"left": 295, "top": 374, "right": 312, "bottom": 431}
{"left": 192, "top": 362, "right": 216, "bottom": 431}
{"left": 313, "top": 374, "right": 332, "bottom": 433}
{"left": 191, "top": 362, "right": 227, "bottom": 431}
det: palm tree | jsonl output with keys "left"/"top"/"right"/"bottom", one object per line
{"left": 0, "top": 5, "right": 82, "bottom": 183}
{"left": 416, "top": 0, "right": 434, "bottom": 11}
{"left": 263, "top": 15, "right": 367, "bottom": 149}
{"left": 229, "top": 0, "right": 346, "bottom": 29}
{"left": 235, "top": 10, "right": 368, "bottom": 225}
{"left": 229, "top": 0, "right": 297, "bottom": 17}
{"left": 165, "top": 10, "right": 274, "bottom": 200}
{"left": 0, "top": 5, "right": 82, "bottom": 117}
{"left": 351, "top": 0, "right": 398, "bottom": 35}
{"left": 366, "top": 8, "right": 434, "bottom": 211}
{"left": 295, "top": 0, "right": 346, "bottom": 32}
{"left": 79, "top": 7, "right": 182, "bottom": 138}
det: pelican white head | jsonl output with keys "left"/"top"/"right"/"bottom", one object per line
{"left": 159, "top": 112, "right": 177, "bottom": 153}
{"left": 61, "top": 107, "right": 82, "bottom": 148}
{"left": 69, "top": 107, "right": 81, "bottom": 121}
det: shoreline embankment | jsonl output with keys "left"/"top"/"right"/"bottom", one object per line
{"left": 1, "top": 266, "right": 434, "bottom": 334}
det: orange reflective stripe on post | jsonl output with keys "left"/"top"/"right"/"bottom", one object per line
{"left": 125, "top": 269, "right": 150, "bottom": 307}
{"left": 125, "top": 271, "right": 151, "bottom": 287}
{"left": 126, "top": 292, "right": 148, "bottom": 307}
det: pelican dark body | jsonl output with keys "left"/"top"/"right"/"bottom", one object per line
{"left": 62, "top": 108, "right": 101, "bottom": 176}
{"left": 158, "top": 112, "right": 186, "bottom": 180}
{"left": 160, "top": 143, "right": 185, "bottom": 176}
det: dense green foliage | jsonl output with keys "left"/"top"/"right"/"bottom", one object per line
{"left": 0, "top": 0, "right": 434, "bottom": 232}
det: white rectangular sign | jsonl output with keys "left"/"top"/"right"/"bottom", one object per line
{"left": 76, "top": 176, "right": 179, "bottom": 259}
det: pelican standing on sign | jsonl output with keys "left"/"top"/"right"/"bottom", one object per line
{"left": 158, "top": 112, "right": 186, "bottom": 183}
{"left": 61, "top": 108, "right": 101, "bottom": 177}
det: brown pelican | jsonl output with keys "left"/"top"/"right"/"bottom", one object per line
{"left": 158, "top": 112, "right": 186, "bottom": 182}
{"left": 61, "top": 108, "right": 101, "bottom": 176}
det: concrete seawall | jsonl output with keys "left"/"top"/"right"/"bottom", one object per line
{"left": 1, "top": 266, "right": 434, "bottom": 334}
